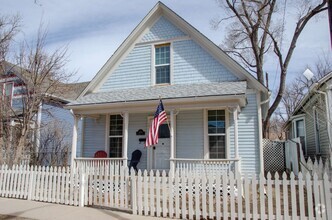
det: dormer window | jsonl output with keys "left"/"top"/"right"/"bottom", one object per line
{"left": 155, "top": 43, "right": 170, "bottom": 84}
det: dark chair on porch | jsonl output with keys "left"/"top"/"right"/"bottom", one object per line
{"left": 128, "top": 149, "right": 142, "bottom": 173}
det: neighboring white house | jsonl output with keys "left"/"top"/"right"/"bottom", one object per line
{"left": 285, "top": 71, "right": 332, "bottom": 162}
{"left": 67, "top": 2, "right": 269, "bottom": 175}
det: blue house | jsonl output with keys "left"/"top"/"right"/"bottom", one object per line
{"left": 68, "top": 2, "right": 269, "bottom": 175}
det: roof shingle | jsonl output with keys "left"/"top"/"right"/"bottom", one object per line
{"left": 69, "top": 81, "right": 247, "bottom": 106}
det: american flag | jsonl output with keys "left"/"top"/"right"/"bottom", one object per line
{"left": 145, "top": 100, "right": 167, "bottom": 147}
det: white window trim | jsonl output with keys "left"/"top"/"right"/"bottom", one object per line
{"left": 151, "top": 42, "right": 172, "bottom": 86}
{"left": 106, "top": 114, "right": 124, "bottom": 158}
{"left": 203, "top": 108, "right": 229, "bottom": 159}
{"left": 313, "top": 107, "right": 321, "bottom": 154}
{"left": 292, "top": 116, "right": 307, "bottom": 156}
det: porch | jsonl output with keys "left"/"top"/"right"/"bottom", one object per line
{"left": 69, "top": 94, "right": 258, "bottom": 175}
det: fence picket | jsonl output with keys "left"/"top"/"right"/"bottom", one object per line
{"left": 161, "top": 171, "right": 167, "bottom": 218}
{"left": 208, "top": 173, "right": 214, "bottom": 218}
{"left": 137, "top": 170, "right": 143, "bottom": 216}
{"left": 274, "top": 172, "right": 281, "bottom": 220}
{"left": 194, "top": 173, "right": 200, "bottom": 219}
{"left": 155, "top": 170, "right": 160, "bottom": 217}
{"left": 181, "top": 172, "right": 187, "bottom": 219}
{"left": 174, "top": 171, "right": 180, "bottom": 219}
{"left": 215, "top": 174, "right": 221, "bottom": 220}
{"left": 223, "top": 174, "right": 228, "bottom": 219}
{"left": 244, "top": 173, "right": 250, "bottom": 219}
{"left": 16, "top": 165, "right": 22, "bottom": 199}
{"left": 298, "top": 172, "right": 305, "bottom": 219}
{"left": 323, "top": 173, "right": 331, "bottom": 220}
{"left": 282, "top": 172, "right": 289, "bottom": 220}
{"left": 149, "top": 170, "right": 154, "bottom": 216}
{"left": 143, "top": 170, "right": 149, "bottom": 216}
{"left": 229, "top": 172, "right": 236, "bottom": 220}
{"left": 290, "top": 172, "right": 297, "bottom": 219}
{"left": 4, "top": 165, "right": 9, "bottom": 197}
{"left": 8, "top": 165, "right": 13, "bottom": 197}
{"left": 267, "top": 172, "right": 273, "bottom": 220}
{"left": 251, "top": 173, "right": 258, "bottom": 220}
{"left": 201, "top": 175, "right": 207, "bottom": 219}
{"left": 0, "top": 165, "right": 4, "bottom": 196}
{"left": 237, "top": 173, "right": 243, "bottom": 219}
{"left": 306, "top": 172, "right": 314, "bottom": 220}
{"left": 313, "top": 173, "right": 321, "bottom": 219}
{"left": 188, "top": 173, "right": 194, "bottom": 219}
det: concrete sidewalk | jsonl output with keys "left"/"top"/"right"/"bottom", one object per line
{"left": 0, "top": 198, "right": 164, "bottom": 220}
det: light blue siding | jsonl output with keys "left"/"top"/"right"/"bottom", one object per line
{"left": 127, "top": 113, "right": 149, "bottom": 170}
{"left": 141, "top": 16, "right": 186, "bottom": 42}
{"left": 173, "top": 40, "right": 238, "bottom": 83}
{"left": 82, "top": 116, "right": 106, "bottom": 157}
{"left": 40, "top": 104, "right": 73, "bottom": 147}
{"left": 229, "top": 93, "right": 260, "bottom": 174}
{"left": 176, "top": 110, "right": 204, "bottom": 158}
{"left": 99, "top": 45, "right": 151, "bottom": 92}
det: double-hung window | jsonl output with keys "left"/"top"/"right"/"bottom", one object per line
{"left": 293, "top": 117, "right": 306, "bottom": 155}
{"left": 109, "top": 115, "right": 123, "bottom": 158}
{"left": 155, "top": 44, "right": 170, "bottom": 84}
{"left": 0, "top": 82, "right": 13, "bottom": 106}
{"left": 208, "top": 110, "right": 226, "bottom": 159}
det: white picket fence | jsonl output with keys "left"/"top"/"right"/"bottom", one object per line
{"left": 0, "top": 164, "right": 80, "bottom": 206}
{"left": 131, "top": 170, "right": 331, "bottom": 219}
{"left": 0, "top": 164, "right": 331, "bottom": 219}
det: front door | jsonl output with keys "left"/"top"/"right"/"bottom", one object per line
{"left": 148, "top": 122, "right": 170, "bottom": 171}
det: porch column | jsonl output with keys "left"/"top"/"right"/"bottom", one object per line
{"left": 71, "top": 114, "right": 78, "bottom": 167}
{"left": 170, "top": 110, "right": 176, "bottom": 176}
{"left": 123, "top": 112, "right": 129, "bottom": 166}
{"left": 233, "top": 107, "right": 241, "bottom": 177}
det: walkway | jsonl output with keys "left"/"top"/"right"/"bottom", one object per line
{"left": 0, "top": 198, "right": 165, "bottom": 220}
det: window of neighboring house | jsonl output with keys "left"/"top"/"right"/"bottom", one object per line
{"left": 155, "top": 43, "right": 170, "bottom": 84}
{"left": 208, "top": 110, "right": 226, "bottom": 159}
{"left": 0, "top": 82, "right": 13, "bottom": 106}
{"left": 109, "top": 114, "right": 123, "bottom": 158}
{"left": 314, "top": 108, "right": 321, "bottom": 154}
{"left": 293, "top": 118, "right": 306, "bottom": 155}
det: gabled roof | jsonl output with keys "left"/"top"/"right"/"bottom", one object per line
{"left": 285, "top": 71, "right": 332, "bottom": 128}
{"left": 0, "top": 61, "right": 89, "bottom": 102}
{"left": 79, "top": 2, "right": 267, "bottom": 98}
{"left": 69, "top": 81, "right": 247, "bottom": 107}
{"left": 292, "top": 71, "right": 332, "bottom": 116}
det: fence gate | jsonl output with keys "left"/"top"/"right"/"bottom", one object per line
{"left": 78, "top": 163, "right": 132, "bottom": 211}
{"left": 263, "top": 139, "right": 285, "bottom": 173}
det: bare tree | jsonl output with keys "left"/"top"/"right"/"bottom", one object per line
{"left": 212, "top": 0, "right": 328, "bottom": 137}
{"left": 280, "top": 52, "right": 332, "bottom": 121}
{"left": 0, "top": 24, "right": 74, "bottom": 166}
{"left": 37, "top": 121, "right": 70, "bottom": 166}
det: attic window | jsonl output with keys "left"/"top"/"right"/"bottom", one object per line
{"left": 155, "top": 43, "right": 170, "bottom": 84}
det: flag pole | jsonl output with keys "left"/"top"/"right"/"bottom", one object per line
{"left": 160, "top": 96, "right": 171, "bottom": 131}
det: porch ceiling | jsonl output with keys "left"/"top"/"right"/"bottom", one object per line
{"left": 68, "top": 81, "right": 247, "bottom": 108}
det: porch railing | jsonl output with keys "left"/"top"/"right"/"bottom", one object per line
{"left": 170, "top": 158, "right": 240, "bottom": 177}
{"left": 74, "top": 158, "right": 126, "bottom": 175}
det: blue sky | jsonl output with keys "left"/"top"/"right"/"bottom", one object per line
{"left": 1, "top": 0, "right": 331, "bottom": 91}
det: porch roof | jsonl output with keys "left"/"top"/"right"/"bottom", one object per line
{"left": 68, "top": 81, "right": 247, "bottom": 107}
